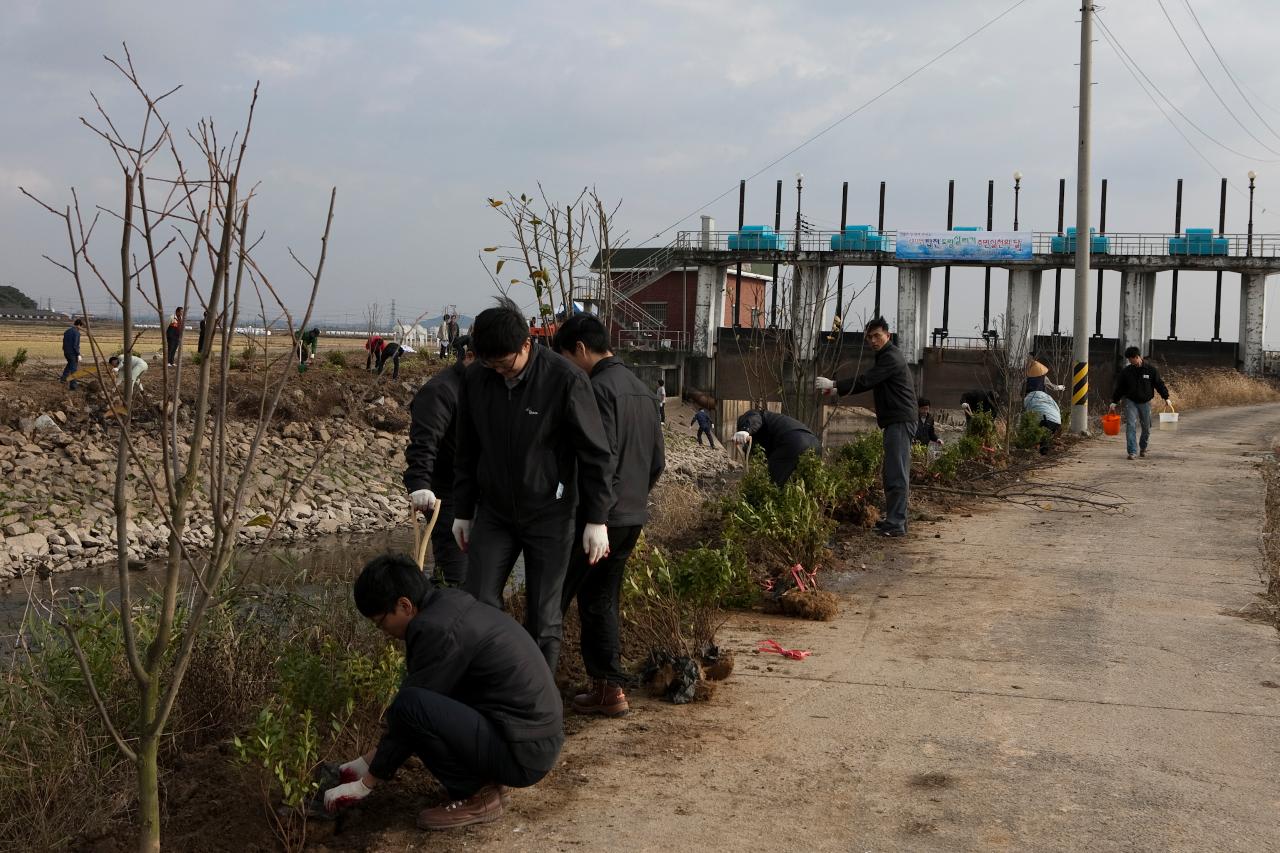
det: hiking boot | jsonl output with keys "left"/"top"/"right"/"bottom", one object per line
{"left": 1126, "top": 453, "right": 1135, "bottom": 460}
{"left": 880, "top": 527, "right": 906, "bottom": 539}
{"left": 1139, "top": 448, "right": 1147, "bottom": 458}
{"left": 873, "top": 519, "right": 891, "bottom": 531}
{"left": 416, "top": 785, "right": 505, "bottom": 831}
{"left": 572, "top": 680, "right": 629, "bottom": 717}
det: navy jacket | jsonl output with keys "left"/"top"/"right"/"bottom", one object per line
{"left": 586, "top": 357, "right": 665, "bottom": 527}
{"left": 691, "top": 409, "right": 713, "bottom": 431}
{"left": 62, "top": 325, "right": 80, "bottom": 359}
{"left": 834, "top": 342, "right": 917, "bottom": 428}
{"left": 454, "top": 345, "right": 614, "bottom": 525}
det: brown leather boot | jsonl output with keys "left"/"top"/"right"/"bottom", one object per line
{"left": 416, "top": 784, "right": 505, "bottom": 831}
{"left": 572, "top": 680, "right": 629, "bottom": 717}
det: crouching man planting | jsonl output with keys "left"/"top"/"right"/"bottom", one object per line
{"left": 323, "top": 555, "right": 564, "bottom": 830}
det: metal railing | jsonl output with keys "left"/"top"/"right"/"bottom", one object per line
{"left": 599, "top": 243, "right": 680, "bottom": 299}
{"left": 675, "top": 229, "right": 1280, "bottom": 258}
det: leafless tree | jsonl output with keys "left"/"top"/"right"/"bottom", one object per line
{"left": 363, "top": 302, "right": 382, "bottom": 338}
{"left": 22, "top": 47, "right": 334, "bottom": 853}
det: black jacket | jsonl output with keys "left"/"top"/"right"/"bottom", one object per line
{"left": 62, "top": 326, "right": 80, "bottom": 359}
{"left": 1111, "top": 362, "right": 1170, "bottom": 404}
{"left": 587, "top": 357, "right": 665, "bottom": 527}
{"left": 454, "top": 345, "right": 614, "bottom": 525}
{"left": 914, "top": 413, "right": 940, "bottom": 444}
{"left": 392, "top": 588, "right": 562, "bottom": 744}
{"left": 835, "top": 342, "right": 917, "bottom": 428}
{"left": 404, "top": 361, "right": 464, "bottom": 497}
{"left": 735, "top": 410, "right": 820, "bottom": 457}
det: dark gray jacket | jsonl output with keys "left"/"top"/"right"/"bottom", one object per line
{"left": 404, "top": 361, "right": 463, "bottom": 497}
{"left": 454, "top": 345, "right": 614, "bottom": 525}
{"left": 1111, "top": 362, "right": 1170, "bottom": 404}
{"left": 369, "top": 587, "right": 562, "bottom": 781}
{"left": 587, "top": 356, "right": 664, "bottom": 527}
{"left": 735, "top": 409, "right": 820, "bottom": 458}
{"left": 835, "top": 342, "right": 917, "bottom": 428}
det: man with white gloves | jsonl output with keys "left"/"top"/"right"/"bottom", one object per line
{"left": 404, "top": 336, "right": 475, "bottom": 585}
{"left": 732, "top": 409, "right": 821, "bottom": 487}
{"left": 454, "top": 299, "right": 615, "bottom": 673}
{"left": 815, "top": 316, "right": 918, "bottom": 538}
{"left": 552, "top": 314, "right": 664, "bottom": 717}
{"left": 322, "top": 555, "right": 563, "bottom": 830}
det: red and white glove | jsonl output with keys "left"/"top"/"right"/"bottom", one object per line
{"left": 338, "top": 755, "right": 370, "bottom": 783}
{"left": 815, "top": 376, "right": 836, "bottom": 397}
{"left": 324, "top": 778, "right": 372, "bottom": 814}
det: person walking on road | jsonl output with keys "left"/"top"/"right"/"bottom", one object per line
{"left": 1110, "top": 347, "right": 1172, "bottom": 460}
{"left": 405, "top": 336, "right": 475, "bottom": 586}
{"left": 60, "top": 318, "right": 83, "bottom": 389}
{"left": 691, "top": 407, "right": 716, "bottom": 447}
{"left": 732, "top": 409, "right": 820, "bottom": 487}
{"left": 453, "top": 299, "right": 614, "bottom": 673}
{"left": 165, "top": 307, "right": 184, "bottom": 367}
{"left": 322, "top": 555, "right": 563, "bottom": 830}
{"left": 816, "top": 316, "right": 918, "bottom": 538}
{"left": 655, "top": 379, "right": 666, "bottom": 424}
{"left": 552, "top": 314, "right": 664, "bottom": 717}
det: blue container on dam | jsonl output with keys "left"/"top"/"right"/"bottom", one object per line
{"left": 1051, "top": 227, "right": 1110, "bottom": 254}
{"left": 1168, "top": 227, "right": 1228, "bottom": 256}
{"left": 728, "top": 225, "right": 787, "bottom": 251}
{"left": 829, "top": 224, "right": 886, "bottom": 251}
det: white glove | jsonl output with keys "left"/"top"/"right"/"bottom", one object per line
{"left": 733, "top": 431, "right": 752, "bottom": 447}
{"left": 338, "top": 755, "right": 370, "bottom": 784}
{"left": 409, "top": 489, "right": 437, "bottom": 511}
{"left": 583, "top": 523, "right": 610, "bottom": 564}
{"left": 324, "top": 778, "right": 372, "bottom": 814}
{"left": 1046, "top": 380, "right": 1065, "bottom": 392}
{"left": 452, "top": 518, "right": 473, "bottom": 552}
{"left": 814, "top": 376, "right": 836, "bottom": 395}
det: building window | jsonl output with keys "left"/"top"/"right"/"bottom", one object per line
{"left": 641, "top": 302, "right": 667, "bottom": 326}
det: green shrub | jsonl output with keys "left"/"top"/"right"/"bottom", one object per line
{"left": 965, "top": 411, "right": 998, "bottom": 445}
{"left": 0, "top": 347, "right": 28, "bottom": 378}
{"left": 723, "top": 462, "right": 835, "bottom": 579}
{"left": 1013, "top": 410, "right": 1051, "bottom": 450}
{"left": 324, "top": 350, "right": 347, "bottom": 369}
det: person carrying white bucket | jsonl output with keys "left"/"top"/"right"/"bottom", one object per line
{"left": 1109, "top": 347, "right": 1173, "bottom": 460}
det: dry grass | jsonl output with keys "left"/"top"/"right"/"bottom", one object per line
{"left": 1164, "top": 368, "right": 1280, "bottom": 411}
{"left": 0, "top": 321, "right": 363, "bottom": 362}
{"left": 1264, "top": 456, "right": 1279, "bottom": 605}
{"left": 645, "top": 480, "right": 716, "bottom": 549}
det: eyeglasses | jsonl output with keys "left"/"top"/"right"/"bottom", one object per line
{"left": 479, "top": 340, "right": 528, "bottom": 371}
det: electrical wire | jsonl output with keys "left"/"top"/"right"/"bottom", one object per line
{"left": 1094, "top": 15, "right": 1243, "bottom": 195}
{"left": 1153, "top": 0, "right": 1280, "bottom": 156}
{"left": 1179, "top": 0, "right": 1280, "bottom": 146}
{"left": 1094, "top": 13, "right": 1280, "bottom": 167}
{"left": 647, "top": 0, "right": 1038, "bottom": 241}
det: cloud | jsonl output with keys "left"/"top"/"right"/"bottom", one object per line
{"left": 239, "top": 34, "right": 352, "bottom": 80}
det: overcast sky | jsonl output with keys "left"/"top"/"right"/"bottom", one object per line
{"left": 2, "top": 0, "right": 1278, "bottom": 344}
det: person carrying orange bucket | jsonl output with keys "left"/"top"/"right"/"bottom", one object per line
{"left": 1109, "top": 346, "right": 1173, "bottom": 460}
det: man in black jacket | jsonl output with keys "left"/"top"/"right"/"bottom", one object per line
{"left": 552, "top": 314, "right": 665, "bottom": 717}
{"left": 404, "top": 336, "right": 475, "bottom": 585}
{"left": 1110, "top": 346, "right": 1172, "bottom": 460}
{"left": 453, "top": 300, "right": 614, "bottom": 673}
{"left": 816, "top": 316, "right": 918, "bottom": 537}
{"left": 732, "top": 409, "right": 821, "bottom": 486}
{"left": 913, "top": 398, "right": 941, "bottom": 446}
{"left": 322, "top": 555, "right": 563, "bottom": 830}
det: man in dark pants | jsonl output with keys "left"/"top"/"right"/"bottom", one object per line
{"left": 453, "top": 299, "right": 614, "bottom": 673}
{"left": 732, "top": 409, "right": 821, "bottom": 487}
{"left": 816, "top": 316, "right": 918, "bottom": 537}
{"left": 322, "top": 555, "right": 563, "bottom": 830}
{"left": 552, "top": 314, "right": 664, "bottom": 717}
{"left": 405, "top": 336, "right": 475, "bottom": 585}
{"left": 60, "top": 318, "right": 83, "bottom": 388}
{"left": 691, "top": 407, "right": 716, "bottom": 447}
{"left": 366, "top": 335, "right": 405, "bottom": 379}
{"left": 913, "top": 398, "right": 941, "bottom": 446}
{"left": 1109, "top": 346, "right": 1172, "bottom": 460}
{"left": 165, "top": 307, "right": 184, "bottom": 366}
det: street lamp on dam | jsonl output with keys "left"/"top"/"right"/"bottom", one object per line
{"left": 794, "top": 172, "right": 804, "bottom": 253}
{"left": 1013, "top": 171, "right": 1023, "bottom": 230}
{"left": 1247, "top": 170, "right": 1257, "bottom": 257}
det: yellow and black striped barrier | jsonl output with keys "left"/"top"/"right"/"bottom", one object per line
{"left": 1071, "top": 361, "right": 1089, "bottom": 407}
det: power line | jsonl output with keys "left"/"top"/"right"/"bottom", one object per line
{"left": 1153, "top": 0, "right": 1280, "bottom": 156}
{"left": 1094, "top": 13, "right": 1279, "bottom": 167}
{"left": 648, "top": 0, "right": 1038, "bottom": 241}
{"left": 1179, "top": 0, "right": 1280, "bottom": 146}
{"left": 1094, "top": 15, "right": 1239, "bottom": 192}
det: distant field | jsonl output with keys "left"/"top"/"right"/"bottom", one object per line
{"left": 0, "top": 322, "right": 363, "bottom": 362}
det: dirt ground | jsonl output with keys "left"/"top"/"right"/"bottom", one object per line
{"left": 89, "top": 404, "right": 1280, "bottom": 853}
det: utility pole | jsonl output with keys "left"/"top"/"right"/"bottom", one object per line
{"left": 1070, "top": 1, "right": 1094, "bottom": 434}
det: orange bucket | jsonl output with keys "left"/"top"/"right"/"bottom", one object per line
{"left": 1101, "top": 413, "right": 1121, "bottom": 436}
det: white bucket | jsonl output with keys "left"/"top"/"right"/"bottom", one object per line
{"left": 1159, "top": 411, "right": 1179, "bottom": 430}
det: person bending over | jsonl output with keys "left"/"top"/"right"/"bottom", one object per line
{"left": 322, "top": 555, "right": 564, "bottom": 830}
{"left": 732, "top": 409, "right": 820, "bottom": 487}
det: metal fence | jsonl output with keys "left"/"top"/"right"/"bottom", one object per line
{"left": 675, "top": 230, "right": 1280, "bottom": 259}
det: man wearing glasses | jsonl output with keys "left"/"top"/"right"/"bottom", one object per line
{"left": 453, "top": 299, "right": 614, "bottom": 673}
{"left": 815, "top": 316, "right": 918, "bottom": 538}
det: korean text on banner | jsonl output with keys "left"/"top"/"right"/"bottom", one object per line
{"left": 894, "top": 231, "right": 1033, "bottom": 261}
